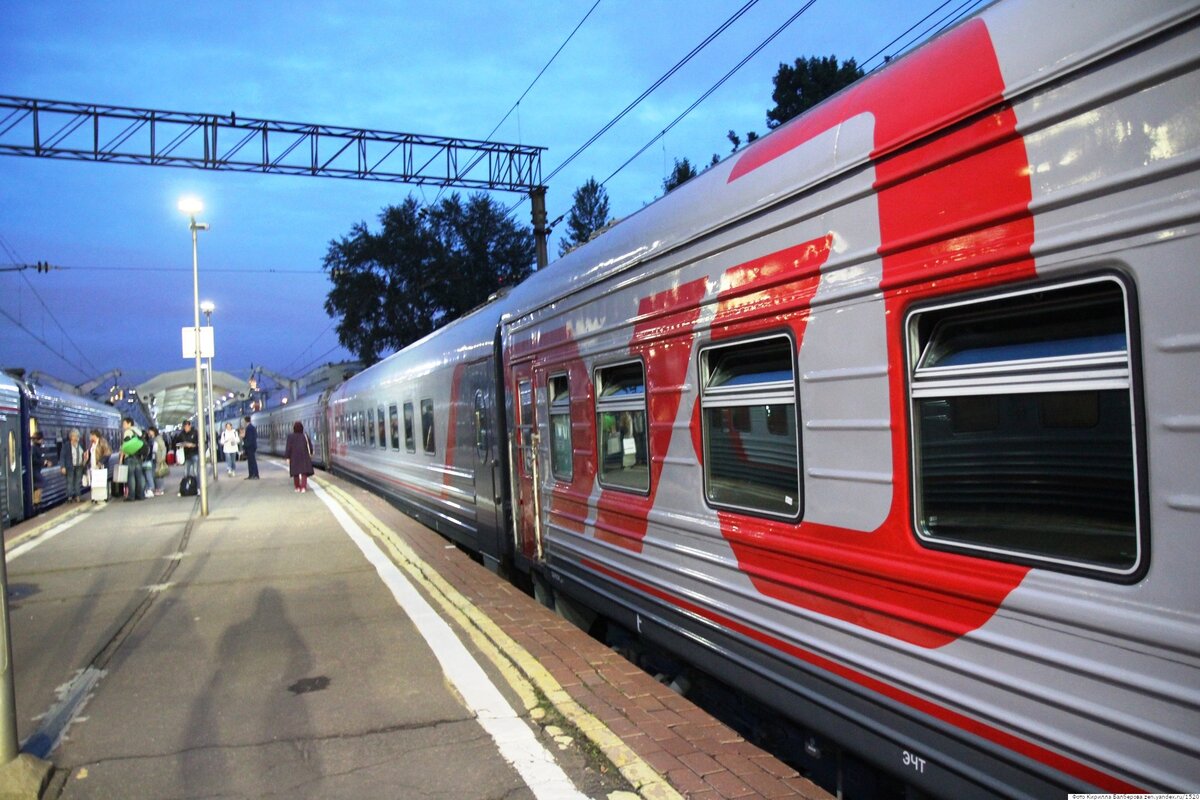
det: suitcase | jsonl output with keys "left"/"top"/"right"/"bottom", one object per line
{"left": 89, "top": 468, "right": 109, "bottom": 502}
{"left": 166, "top": 451, "right": 176, "bottom": 466}
{"left": 180, "top": 475, "right": 198, "bottom": 497}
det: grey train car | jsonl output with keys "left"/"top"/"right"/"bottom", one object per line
{"left": 261, "top": 1, "right": 1200, "bottom": 796}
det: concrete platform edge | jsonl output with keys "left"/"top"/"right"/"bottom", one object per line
{"left": 0, "top": 754, "right": 52, "bottom": 800}
{"left": 318, "top": 477, "right": 685, "bottom": 800}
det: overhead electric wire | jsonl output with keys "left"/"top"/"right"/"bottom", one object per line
{"left": 0, "top": 234, "right": 99, "bottom": 379}
{"left": 1, "top": 262, "right": 324, "bottom": 275}
{"left": 873, "top": 0, "right": 986, "bottom": 67}
{"left": 508, "top": 0, "right": 763, "bottom": 215}
{"left": 599, "top": 0, "right": 818, "bottom": 191}
{"left": 440, "top": 0, "right": 604, "bottom": 206}
{"left": 0, "top": 304, "right": 90, "bottom": 382}
{"left": 281, "top": 320, "right": 337, "bottom": 374}
{"left": 857, "top": 0, "right": 957, "bottom": 72}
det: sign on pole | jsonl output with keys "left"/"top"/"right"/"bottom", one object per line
{"left": 181, "top": 326, "right": 215, "bottom": 359}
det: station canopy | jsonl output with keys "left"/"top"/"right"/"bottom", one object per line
{"left": 137, "top": 368, "right": 250, "bottom": 427}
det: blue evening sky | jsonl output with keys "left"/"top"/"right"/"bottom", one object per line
{"left": 0, "top": 1, "right": 970, "bottom": 386}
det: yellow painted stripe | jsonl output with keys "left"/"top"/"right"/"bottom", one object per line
{"left": 316, "top": 477, "right": 683, "bottom": 800}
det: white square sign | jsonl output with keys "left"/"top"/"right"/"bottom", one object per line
{"left": 182, "top": 326, "right": 215, "bottom": 359}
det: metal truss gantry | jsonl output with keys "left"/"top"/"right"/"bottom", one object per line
{"left": 0, "top": 95, "right": 545, "bottom": 193}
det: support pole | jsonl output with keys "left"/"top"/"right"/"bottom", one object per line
{"left": 0, "top": 525, "right": 18, "bottom": 764}
{"left": 206, "top": 360, "right": 217, "bottom": 484}
{"left": 530, "top": 186, "right": 548, "bottom": 270}
{"left": 189, "top": 221, "right": 210, "bottom": 517}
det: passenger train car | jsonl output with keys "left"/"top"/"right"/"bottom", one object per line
{"left": 0, "top": 371, "right": 122, "bottom": 526}
{"left": 258, "top": 1, "right": 1200, "bottom": 795}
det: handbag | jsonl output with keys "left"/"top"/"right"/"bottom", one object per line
{"left": 114, "top": 464, "right": 129, "bottom": 483}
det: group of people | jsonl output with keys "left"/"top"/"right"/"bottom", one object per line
{"left": 49, "top": 413, "right": 317, "bottom": 504}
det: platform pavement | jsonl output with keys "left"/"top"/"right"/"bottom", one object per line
{"left": 308, "top": 470, "right": 832, "bottom": 800}
{"left": 4, "top": 464, "right": 831, "bottom": 800}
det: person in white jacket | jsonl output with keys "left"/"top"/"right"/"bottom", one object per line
{"left": 220, "top": 422, "right": 241, "bottom": 476}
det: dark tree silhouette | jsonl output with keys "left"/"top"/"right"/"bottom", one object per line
{"left": 767, "top": 55, "right": 863, "bottom": 129}
{"left": 559, "top": 178, "right": 611, "bottom": 256}
{"left": 323, "top": 193, "right": 533, "bottom": 364}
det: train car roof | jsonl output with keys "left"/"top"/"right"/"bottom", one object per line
{"left": 497, "top": 0, "right": 1199, "bottom": 324}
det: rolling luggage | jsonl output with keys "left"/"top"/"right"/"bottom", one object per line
{"left": 89, "top": 468, "right": 109, "bottom": 502}
{"left": 180, "top": 475, "right": 198, "bottom": 497}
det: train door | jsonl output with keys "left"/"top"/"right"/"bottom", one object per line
{"left": 510, "top": 364, "right": 543, "bottom": 561}
{"left": 0, "top": 413, "right": 21, "bottom": 526}
{"left": 467, "top": 361, "right": 503, "bottom": 567}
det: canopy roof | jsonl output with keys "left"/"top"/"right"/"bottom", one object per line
{"left": 137, "top": 368, "right": 250, "bottom": 427}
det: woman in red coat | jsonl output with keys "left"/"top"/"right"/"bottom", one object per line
{"left": 283, "top": 421, "right": 315, "bottom": 493}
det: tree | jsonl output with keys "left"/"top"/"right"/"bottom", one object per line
{"left": 766, "top": 55, "right": 863, "bottom": 129}
{"left": 323, "top": 193, "right": 533, "bottom": 365}
{"left": 663, "top": 157, "right": 699, "bottom": 194}
{"left": 558, "top": 178, "right": 611, "bottom": 256}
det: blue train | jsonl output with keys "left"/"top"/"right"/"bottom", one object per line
{"left": 0, "top": 370, "right": 122, "bottom": 527}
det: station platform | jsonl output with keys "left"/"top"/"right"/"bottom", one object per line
{"left": 3, "top": 460, "right": 832, "bottom": 800}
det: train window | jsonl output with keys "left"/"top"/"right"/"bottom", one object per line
{"left": 367, "top": 409, "right": 376, "bottom": 447}
{"left": 518, "top": 380, "right": 533, "bottom": 473}
{"left": 389, "top": 404, "right": 400, "bottom": 450}
{"left": 595, "top": 361, "right": 648, "bottom": 493}
{"left": 377, "top": 405, "right": 386, "bottom": 449}
{"left": 359, "top": 410, "right": 367, "bottom": 444}
{"left": 548, "top": 374, "right": 572, "bottom": 481}
{"left": 699, "top": 335, "right": 800, "bottom": 519}
{"left": 908, "top": 277, "right": 1141, "bottom": 576}
{"left": 403, "top": 403, "right": 415, "bottom": 452}
{"left": 421, "top": 399, "right": 435, "bottom": 454}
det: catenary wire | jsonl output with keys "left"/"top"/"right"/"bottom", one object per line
{"left": 508, "top": 0, "right": 763, "bottom": 215}
{"left": 437, "top": 0, "right": 604, "bottom": 206}
{"left": 599, "top": 0, "right": 818, "bottom": 191}
{"left": 858, "top": 0, "right": 957, "bottom": 71}
{"left": 0, "top": 234, "right": 99, "bottom": 378}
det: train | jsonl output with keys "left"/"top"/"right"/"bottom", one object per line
{"left": 0, "top": 370, "right": 123, "bottom": 527}
{"left": 255, "top": 1, "right": 1200, "bottom": 795}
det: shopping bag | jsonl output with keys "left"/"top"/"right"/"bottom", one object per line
{"left": 114, "top": 464, "right": 129, "bottom": 484}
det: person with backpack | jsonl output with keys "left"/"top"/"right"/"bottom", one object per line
{"left": 178, "top": 420, "right": 200, "bottom": 478}
{"left": 119, "top": 417, "right": 148, "bottom": 502}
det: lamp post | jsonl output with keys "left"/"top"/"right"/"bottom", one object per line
{"left": 179, "top": 197, "right": 210, "bottom": 516}
{"left": 201, "top": 300, "right": 217, "bottom": 484}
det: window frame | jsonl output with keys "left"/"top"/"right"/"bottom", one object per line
{"left": 403, "top": 402, "right": 415, "bottom": 453}
{"left": 697, "top": 331, "right": 802, "bottom": 521}
{"left": 547, "top": 372, "right": 573, "bottom": 482}
{"left": 367, "top": 408, "right": 376, "bottom": 447}
{"left": 420, "top": 398, "right": 436, "bottom": 455}
{"left": 904, "top": 274, "right": 1147, "bottom": 581}
{"left": 377, "top": 405, "right": 387, "bottom": 450}
{"left": 593, "top": 358, "right": 650, "bottom": 495}
{"left": 389, "top": 404, "right": 400, "bottom": 450}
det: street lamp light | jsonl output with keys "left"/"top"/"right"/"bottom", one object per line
{"left": 179, "top": 196, "right": 210, "bottom": 516}
{"left": 200, "top": 300, "right": 217, "bottom": 484}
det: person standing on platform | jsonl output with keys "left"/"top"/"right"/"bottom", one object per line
{"left": 178, "top": 419, "right": 200, "bottom": 478}
{"left": 242, "top": 415, "right": 259, "bottom": 479}
{"left": 86, "top": 429, "right": 111, "bottom": 504}
{"left": 283, "top": 421, "right": 314, "bottom": 493}
{"left": 119, "top": 417, "right": 147, "bottom": 502}
{"left": 220, "top": 422, "right": 240, "bottom": 476}
{"left": 149, "top": 427, "right": 168, "bottom": 496}
{"left": 59, "top": 428, "right": 86, "bottom": 503}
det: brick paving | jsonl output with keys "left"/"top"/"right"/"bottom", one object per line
{"left": 331, "top": 478, "right": 832, "bottom": 800}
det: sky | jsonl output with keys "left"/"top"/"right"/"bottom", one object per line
{"left": 0, "top": 0, "right": 977, "bottom": 391}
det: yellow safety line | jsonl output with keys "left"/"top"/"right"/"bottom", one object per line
{"left": 4, "top": 503, "right": 90, "bottom": 553}
{"left": 316, "top": 477, "right": 683, "bottom": 800}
